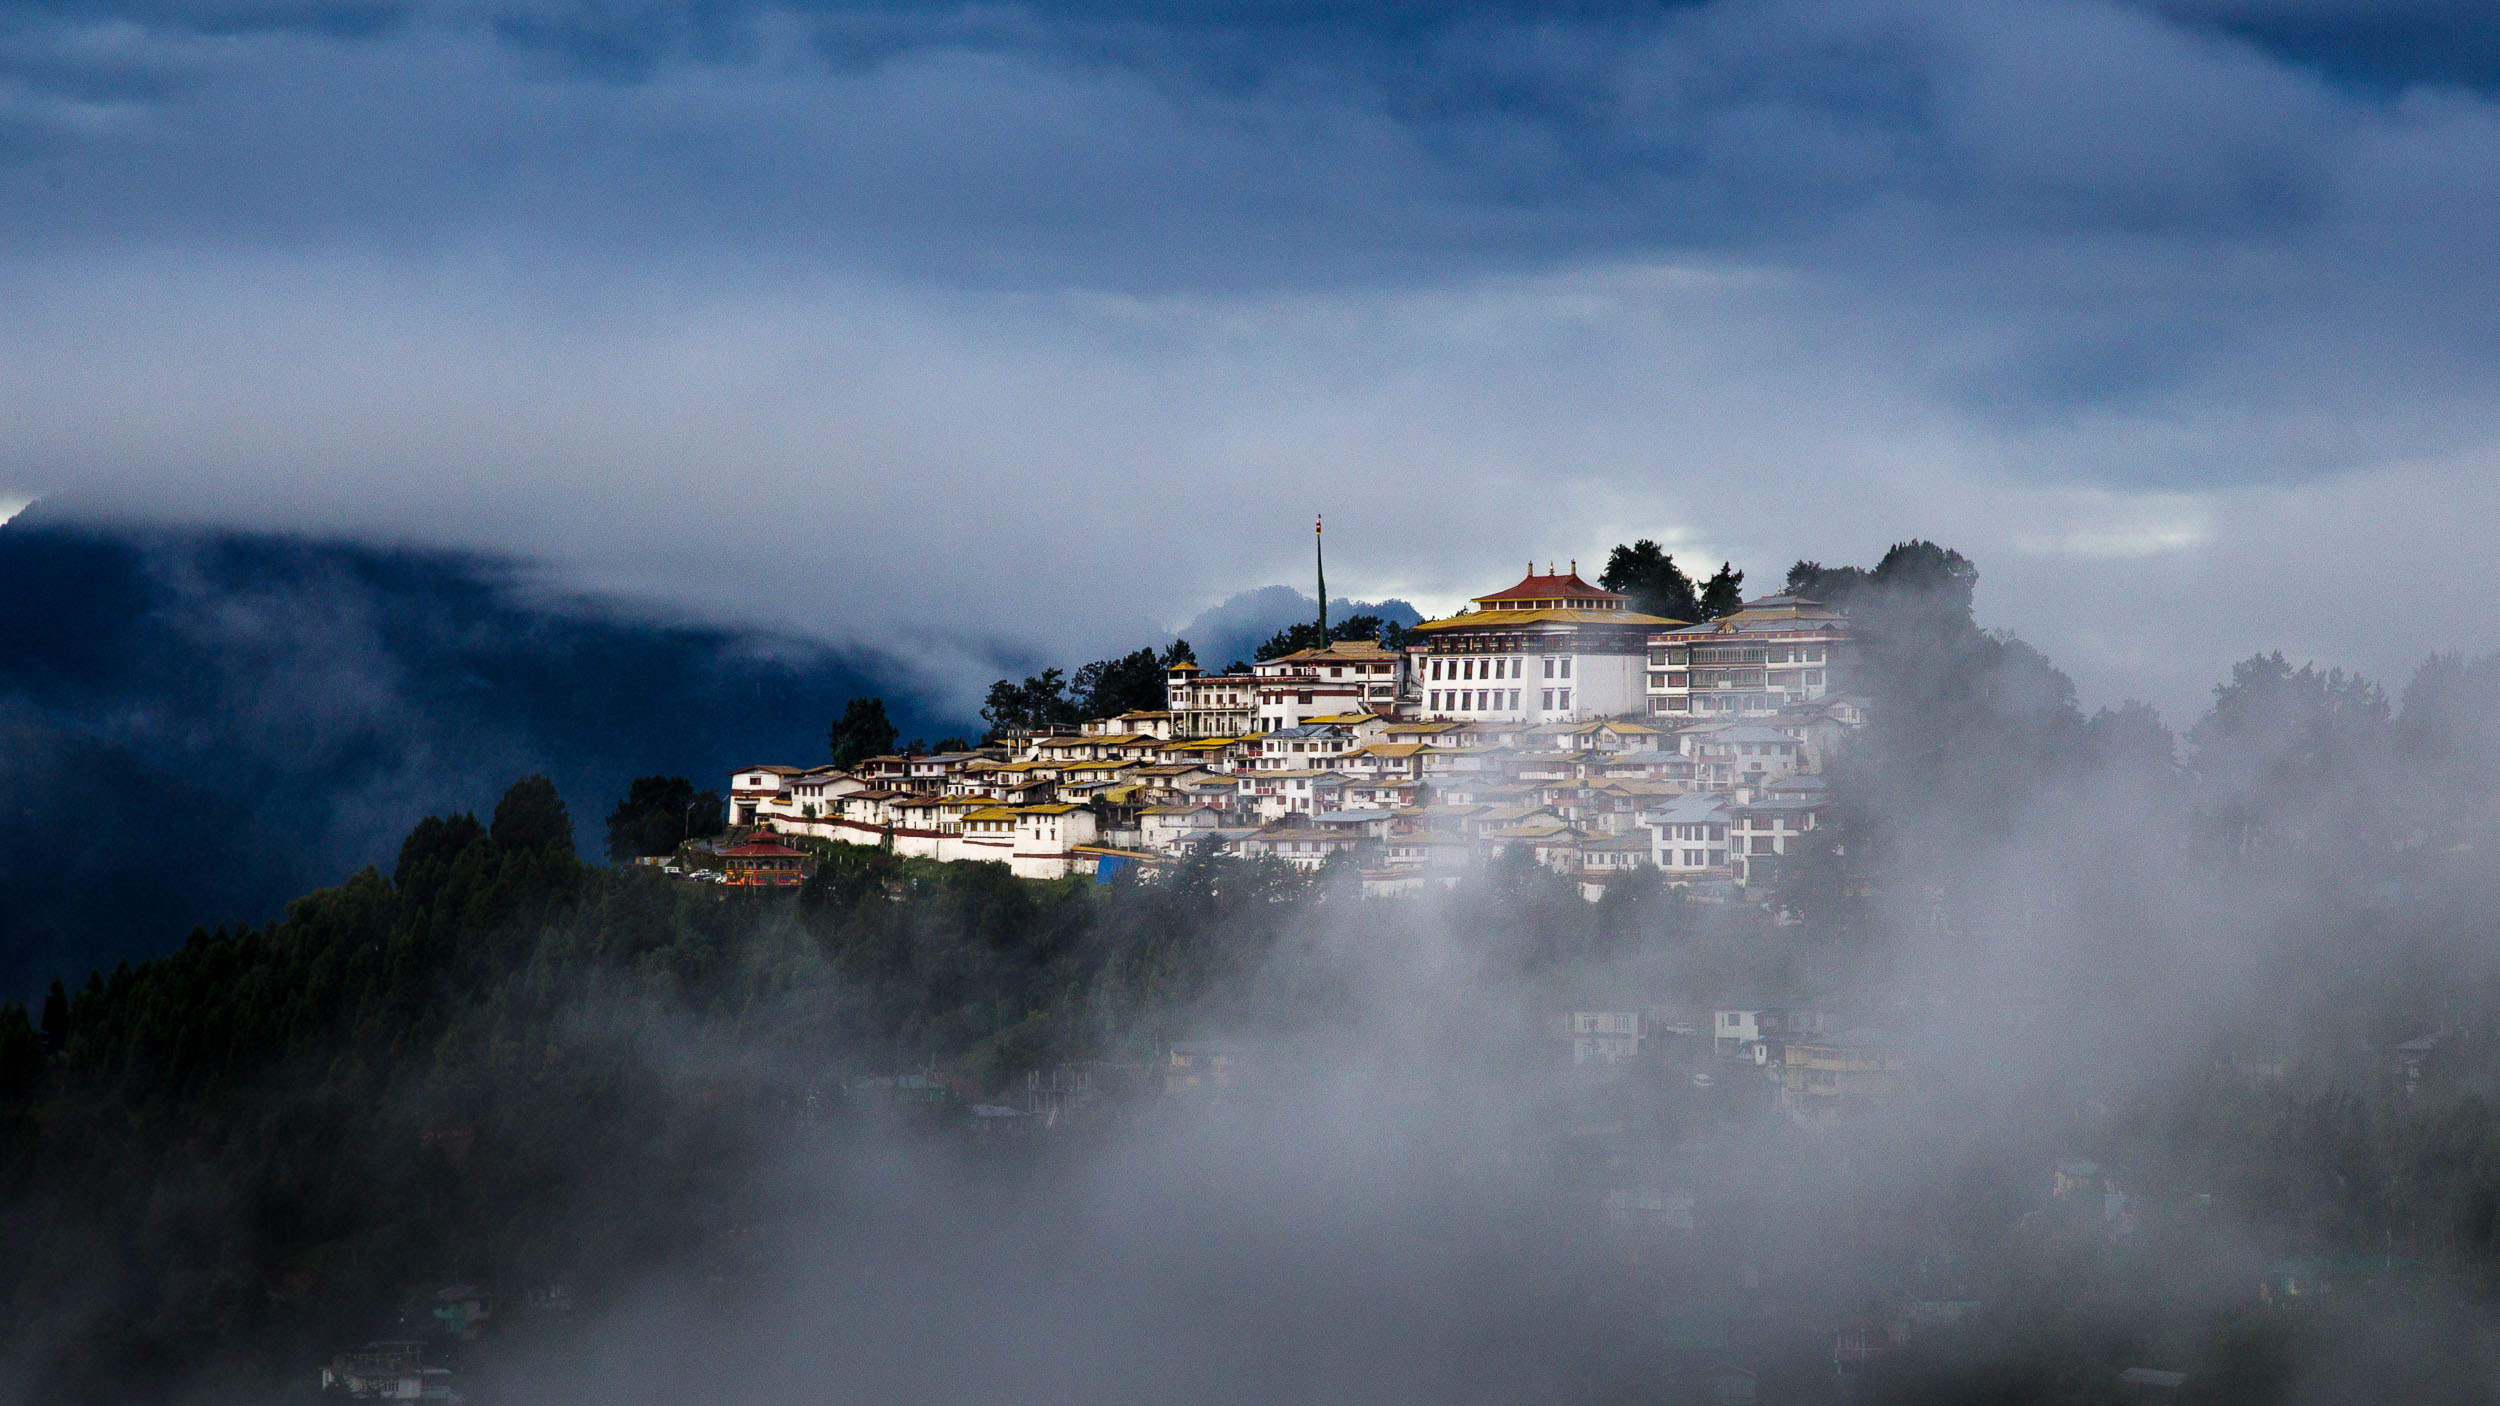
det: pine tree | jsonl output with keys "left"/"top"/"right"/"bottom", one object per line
{"left": 38, "top": 977, "right": 68, "bottom": 1055}
{"left": 490, "top": 775, "right": 575, "bottom": 860}
{"left": 1599, "top": 540, "right": 1703, "bottom": 622}
{"left": 1698, "top": 562, "right": 1745, "bottom": 620}
{"left": 830, "top": 697, "right": 901, "bottom": 766}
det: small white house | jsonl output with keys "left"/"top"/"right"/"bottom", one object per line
{"left": 1140, "top": 804, "right": 1223, "bottom": 855}
{"left": 1010, "top": 805, "right": 1101, "bottom": 880}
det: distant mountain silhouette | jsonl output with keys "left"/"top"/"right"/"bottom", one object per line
{"left": 0, "top": 512, "right": 955, "bottom": 999}
{"left": 1179, "top": 586, "right": 1423, "bottom": 671}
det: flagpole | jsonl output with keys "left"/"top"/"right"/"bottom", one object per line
{"left": 1315, "top": 514, "right": 1327, "bottom": 643}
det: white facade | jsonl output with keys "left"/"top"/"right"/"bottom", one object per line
{"left": 1647, "top": 594, "right": 1852, "bottom": 721}
{"left": 1644, "top": 792, "right": 1732, "bottom": 876}
{"left": 1411, "top": 569, "right": 1674, "bottom": 724}
{"left": 1164, "top": 664, "right": 1256, "bottom": 739}
{"left": 728, "top": 766, "right": 801, "bottom": 826}
{"left": 1010, "top": 806, "right": 1100, "bottom": 880}
{"left": 1567, "top": 1011, "right": 1645, "bottom": 1066}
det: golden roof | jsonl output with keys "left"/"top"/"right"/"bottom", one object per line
{"left": 1411, "top": 607, "right": 1682, "bottom": 632}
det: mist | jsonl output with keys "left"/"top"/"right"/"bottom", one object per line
{"left": 14, "top": 548, "right": 2500, "bottom": 1406}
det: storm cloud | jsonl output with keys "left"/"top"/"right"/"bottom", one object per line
{"left": 3, "top": 0, "right": 2497, "bottom": 717}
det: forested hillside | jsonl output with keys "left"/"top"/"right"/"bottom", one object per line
{"left": 15, "top": 544, "right": 2500, "bottom": 1404}
{"left": 0, "top": 513, "right": 947, "bottom": 996}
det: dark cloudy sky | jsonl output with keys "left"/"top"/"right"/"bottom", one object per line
{"left": 5, "top": 0, "right": 2497, "bottom": 718}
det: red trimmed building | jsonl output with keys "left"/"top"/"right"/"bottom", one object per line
{"left": 1412, "top": 565, "right": 1683, "bottom": 723}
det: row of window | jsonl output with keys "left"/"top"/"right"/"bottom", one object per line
{"left": 1646, "top": 669, "right": 1827, "bottom": 691}
{"left": 1428, "top": 655, "right": 1571, "bottom": 681}
{"left": 1650, "top": 694, "right": 1783, "bottom": 713}
{"left": 1650, "top": 644, "right": 1830, "bottom": 666}
{"left": 1428, "top": 688, "right": 1573, "bottom": 713}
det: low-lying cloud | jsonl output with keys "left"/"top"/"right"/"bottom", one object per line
{"left": 6, "top": 0, "right": 2500, "bottom": 721}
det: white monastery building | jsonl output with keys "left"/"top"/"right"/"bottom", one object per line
{"left": 1412, "top": 567, "right": 1680, "bottom": 724}
{"left": 1647, "top": 594, "right": 1851, "bottom": 720}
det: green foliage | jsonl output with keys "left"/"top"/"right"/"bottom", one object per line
{"left": 1787, "top": 542, "right": 1975, "bottom": 617}
{"left": 489, "top": 775, "right": 574, "bottom": 860}
{"left": 1697, "top": 561, "right": 1744, "bottom": 620}
{"left": 0, "top": 1003, "right": 39, "bottom": 1099}
{"left": 1255, "top": 615, "right": 1404, "bottom": 661}
{"left": 986, "top": 640, "right": 1195, "bottom": 737}
{"left": 2191, "top": 653, "right": 2393, "bottom": 859}
{"left": 38, "top": 977, "right": 67, "bottom": 1055}
{"left": 1071, "top": 643, "right": 1183, "bottom": 719}
{"left": 829, "top": 697, "right": 901, "bottom": 767}
{"left": 1784, "top": 558, "right": 1869, "bottom": 605}
{"left": 1599, "top": 539, "right": 1701, "bottom": 622}
{"left": 983, "top": 668, "right": 1077, "bottom": 737}
{"left": 604, "top": 776, "right": 722, "bottom": 861}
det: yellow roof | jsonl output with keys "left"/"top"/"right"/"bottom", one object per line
{"left": 1018, "top": 803, "right": 1085, "bottom": 814}
{"left": 1411, "top": 607, "right": 1681, "bottom": 631}
{"left": 964, "top": 806, "right": 1019, "bottom": 820}
{"left": 1270, "top": 640, "right": 1402, "bottom": 663}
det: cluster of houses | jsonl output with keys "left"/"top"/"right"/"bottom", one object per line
{"left": 723, "top": 568, "right": 1868, "bottom": 897}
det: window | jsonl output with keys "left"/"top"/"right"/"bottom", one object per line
{"left": 1430, "top": 691, "right": 1441, "bottom": 709}
{"left": 1542, "top": 688, "right": 1554, "bottom": 710}
{"left": 1558, "top": 690, "right": 1571, "bottom": 710}
{"left": 1509, "top": 690, "right": 1522, "bottom": 710}
{"left": 1543, "top": 657, "right": 1555, "bottom": 679}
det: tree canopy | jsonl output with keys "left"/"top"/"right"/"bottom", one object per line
{"left": 604, "top": 775, "right": 724, "bottom": 861}
{"left": 830, "top": 697, "right": 900, "bottom": 767}
{"left": 489, "top": 774, "right": 573, "bottom": 860}
{"left": 1254, "top": 614, "right": 1412, "bottom": 661}
{"left": 1599, "top": 540, "right": 1701, "bottom": 622}
{"left": 984, "top": 641, "right": 1194, "bottom": 738}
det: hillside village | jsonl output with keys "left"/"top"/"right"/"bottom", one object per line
{"left": 719, "top": 566, "right": 1863, "bottom": 900}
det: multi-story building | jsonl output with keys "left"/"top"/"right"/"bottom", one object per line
{"left": 1256, "top": 722, "right": 1354, "bottom": 771}
{"left": 1684, "top": 724, "right": 1808, "bottom": 790}
{"left": 1646, "top": 593, "right": 1851, "bottom": 721}
{"left": 1644, "top": 791, "right": 1732, "bottom": 877}
{"left": 1258, "top": 640, "right": 1406, "bottom": 708}
{"left": 1780, "top": 1030, "right": 1910, "bottom": 1128}
{"left": 727, "top": 765, "right": 803, "bottom": 827}
{"left": 1413, "top": 566, "right": 1680, "bottom": 724}
{"left": 1564, "top": 1010, "right": 1646, "bottom": 1067}
{"left": 1163, "top": 661, "right": 1257, "bottom": 739}
{"left": 1727, "top": 774, "right": 1827, "bottom": 886}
